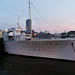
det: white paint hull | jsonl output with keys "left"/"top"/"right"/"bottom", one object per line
{"left": 4, "top": 39, "right": 75, "bottom": 61}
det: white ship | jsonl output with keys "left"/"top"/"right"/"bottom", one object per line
{"left": 3, "top": 0, "right": 75, "bottom": 61}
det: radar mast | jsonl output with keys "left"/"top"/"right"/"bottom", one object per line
{"left": 17, "top": 16, "right": 20, "bottom": 29}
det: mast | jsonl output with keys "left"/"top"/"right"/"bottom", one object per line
{"left": 29, "top": 0, "right": 32, "bottom": 39}
{"left": 29, "top": 0, "right": 31, "bottom": 19}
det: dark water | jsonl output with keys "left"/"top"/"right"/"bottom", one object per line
{"left": 0, "top": 54, "right": 75, "bottom": 75}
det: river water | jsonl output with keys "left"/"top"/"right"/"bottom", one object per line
{"left": 0, "top": 54, "right": 75, "bottom": 75}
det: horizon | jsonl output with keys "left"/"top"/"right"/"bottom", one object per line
{"left": 0, "top": 0, "right": 75, "bottom": 33}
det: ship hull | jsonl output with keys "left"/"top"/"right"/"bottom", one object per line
{"left": 4, "top": 39, "right": 75, "bottom": 61}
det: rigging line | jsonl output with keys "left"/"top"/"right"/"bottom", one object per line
{"left": 31, "top": 4, "right": 59, "bottom": 33}
{"left": 41, "top": 16, "right": 63, "bottom": 31}
{"left": 44, "top": 16, "right": 66, "bottom": 31}
{"left": 45, "top": 16, "right": 68, "bottom": 30}
{"left": 35, "top": 20, "right": 41, "bottom": 32}
{"left": 30, "top": 1, "right": 68, "bottom": 31}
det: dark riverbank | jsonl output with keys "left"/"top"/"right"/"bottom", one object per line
{"left": 0, "top": 54, "right": 75, "bottom": 75}
{"left": 0, "top": 38, "right": 5, "bottom": 55}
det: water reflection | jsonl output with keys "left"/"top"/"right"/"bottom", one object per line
{"left": 0, "top": 54, "right": 75, "bottom": 75}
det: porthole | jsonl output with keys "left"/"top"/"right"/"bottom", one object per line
{"left": 38, "top": 43, "right": 40, "bottom": 45}
{"left": 46, "top": 43, "right": 47, "bottom": 45}
{"left": 50, "top": 43, "right": 51, "bottom": 45}
{"left": 44, "top": 49, "right": 45, "bottom": 51}
{"left": 42, "top": 43, "right": 43, "bottom": 45}
{"left": 56, "top": 43, "right": 58, "bottom": 45}
{"left": 39, "top": 49, "right": 40, "bottom": 51}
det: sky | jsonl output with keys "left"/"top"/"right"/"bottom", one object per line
{"left": 0, "top": 0, "right": 75, "bottom": 33}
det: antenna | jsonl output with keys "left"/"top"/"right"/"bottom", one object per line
{"left": 17, "top": 16, "right": 20, "bottom": 28}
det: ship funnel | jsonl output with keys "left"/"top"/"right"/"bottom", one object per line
{"left": 26, "top": 19, "right": 32, "bottom": 34}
